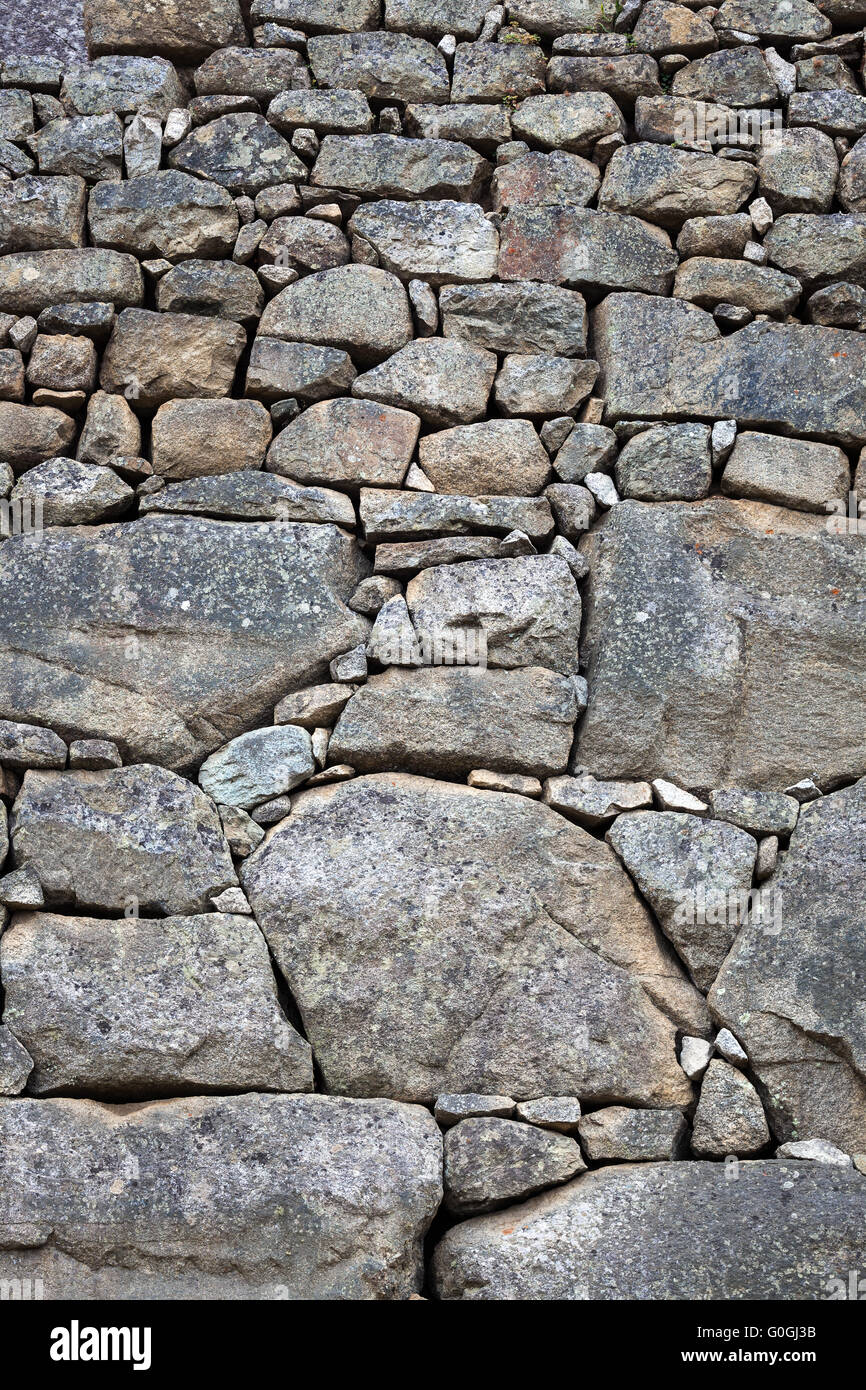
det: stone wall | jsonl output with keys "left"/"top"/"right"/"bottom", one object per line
{"left": 0, "top": 0, "right": 865, "bottom": 1301}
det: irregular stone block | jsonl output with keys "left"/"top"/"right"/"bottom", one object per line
{"left": 88, "top": 170, "right": 239, "bottom": 261}
{"left": 0, "top": 175, "right": 86, "bottom": 255}
{"left": 348, "top": 200, "right": 498, "bottom": 284}
{"left": 444, "top": 1117, "right": 584, "bottom": 1215}
{"left": 100, "top": 309, "right": 245, "bottom": 408}
{"left": 312, "top": 134, "right": 489, "bottom": 200}
{"left": 0, "top": 249, "right": 143, "bottom": 317}
{"left": 266, "top": 397, "right": 419, "bottom": 488}
{"left": 169, "top": 114, "right": 307, "bottom": 195}
{"left": 258, "top": 264, "right": 413, "bottom": 365}
{"left": 152, "top": 399, "right": 272, "bottom": 479}
{"left": 499, "top": 207, "right": 677, "bottom": 296}
{"left": 417, "top": 419, "right": 550, "bottom": 496}
{"left": 307, "top": 32, "right": 449, "bottom": 103}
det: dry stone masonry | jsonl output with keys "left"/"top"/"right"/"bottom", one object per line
{"left": 0, "top": 0, "right": 865, "bottom": 1301}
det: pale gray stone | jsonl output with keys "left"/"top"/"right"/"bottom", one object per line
{"left": 312, "top": 134, "right": 489, "bottom": 200}
{"left": 169, "top": 114, "right": 308, "bottom": 195}
{"left": 307, "top": 32, "right": 450, "bottom": 104}
{"left": 444, "top": 1117, "right": 585, "bottom": 1215}
{"left": 578, "top": 1106, "right": 688, "bottom": 1161}
{"left": 440, "top": 280, "right": 588, "bottom": 356}
{"left": 434, "top": 1093, "right": 515, "bottom": 1125}
{"left": 352, "top": 339, "right": 496, "bottom": 427}
{"left": 599, "top": 143, "right": 757, "bottom": 229}
{"left": 545, "top": 774, "right": 653, "bottom": 827}
{"left": 691, "top": 1060, "right": 770, "bottom": 1157}
{"left": 348, "top": 200, "right": 497, "bottom": 285}
{"left": 614, "top": 423, "right": 712, "bottom": 501}
{"left": 11, "top": 459, "right": 133, "bottom": 527}
{"left": 88, "top": 170, "right": 239, "bottom": 261}
{"left": 721, "top": 431, "right": 850, "bottom": 513}
{"left": 498, "top": 207, "right": 678, "bottom": 296}
{"left": 258, "top": 264, "right": 413, "bottom": 365}
{"left": 151, "top": 399, "right": 272, "bottom": 479}
{"left": 360, "top": 489, "right": 555, "bottom": 544}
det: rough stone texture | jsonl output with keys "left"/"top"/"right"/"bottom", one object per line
{"left": 444, "top": 1117, "right": 585, "bottom": 1215}
{"left": 313, "top": 135, "right": 489, "bottom": 201}
{"left": 348, "top": 200, "right": 498, "bottom": 285}
{"left": 499, "top": 207, "right": 678, "bottom": 296}
{"left": 168, "top": 114, "right": 308, "bottom": 195}
{"left": 432, "top": 1161, "right": 866, "bottom": 1299}
{"left": 0, "top": 249, "right": 143, "bottom": 317}
{"left": 0, "top": 518, "right": 368, "bottom": 767}
{"left": 199, "top": 725, "right": 315, "bottom": 809}
{"left": 242, "top": 774, "right": 706, "bottom": 1103}
{"left": 88, "top": 171, "right": 239, "bottom": 262}
{"left": 417, "top": 420, "right": 550, "bottom": 496}
{"left": 1, "top": 909, "right": 314, "bottom": 1096}
{"left": 258, "top": 265, "right": 413, "bottom": 365}
{"left": 577, "top": 499, "right": 866, "bottom": 792}
{"left": 599, "top": 145, "right": 757, "bottom": 229}
{"left": 710, "top": 779, "right": 866, "bottom": 1152}
{"left": 10, "top": 763, "right": 237, "bottom": 914}
{"left": 352, "top": 339, "right": 497, "bottom": 427}
{"left": 101, "top": 309, "right": 245, "bottom": 408}
{"left": 440, "top": 281, "right": 588, "bottom": 356}
{"left": 578, "top": 1106, "right": 688, "bottom": 1162}
{"left": 0, "top": 1093, "right": 442, "bottom": 1298}
{"left": 691, "top": 1060, "right": 771, "bottom": 1158}
{"left": 152, "top": 399, "right": 273, "bottom": 479}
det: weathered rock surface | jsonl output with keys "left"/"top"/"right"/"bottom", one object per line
{"left": 0, "top": 249, "right": 143, "bottom": 316}
{"left": 444, "top": 1117, "right": 585, "bottom": 1215}
{"left": 432, "top": 1161, "right": 866, "bottom": 1299}
{"left": 599, "top": 144, "right": 757, "bottom": 229}
{"left": 417, "top": 420, "right": 550, "bottom": 496}
{"left": 499, "top": 207, "right": 678, "bottom": 296}
{"left": 307, "top": 32, "right": 450, "bottom": 104}
{"left": 169, "top": 114, "right": 308, "bottom": 194}
{"left": 0, "top": 1093, "right": 442, "bottom": 1298}
{"left": 258, "top": 265, "right": 413, "bottom": 365}
{"left": 1, "top": 909, "right": 313, "bottom": 1096}
{"left": 152, "top": 399, "right": 273, "bottom": 479}
{"left": 0, "top": 175, "right": 86, "bottom": 255}
{"left": 576, "top": 499, "right": 866, "bottom": 791}
{"left": 199, "top": 725, "right": 315, "bottom": 809}
{"left": 312, "top": 135, "right": 489, "bottom": 201}
{"left": 101, "top": 309, "right": 245, "bottom": 408}
{"left": 88, "top": 170, "right": 239, "bottom": 261}
{"left": 348, "top": 200, "right": 498, "bottom": 285}
{"left": 139, "top": 474, "right": 355, "bottom": 527}
{"left": 0, "top": 517, "right": 368, "bottom": 767}
{"left": 11, "top": 458, "right": 133, "bottom": 526}
{"left": 352, "top": 339, "right": 497, "bottom": 427}
{"left": 440, "top": 281, "right": 588, "bottom": 356}
{"left": 691, "top": 1060, "right": 770, "bottom": 1158}
{"left": 710, "top": 779, "right": 866, "bottom": 1152}
{"left": 606, "top": 811, "right": 757, "bottom": 992}
{"left": 242, "top": 773, "right": 706, "bottom": 1102}
{"left": 10, "top": 763, "right": 237, "bottom": 914}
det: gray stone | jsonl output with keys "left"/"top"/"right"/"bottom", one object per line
{"left": 577, "top": 499, "right": 866, "bottom": 793}
{"left": 0, "top": 1092, "right": 441, "bottom": 1298}
{"left": 194, "top": 46, "right": 306, "bottom": 102}
{"left": 765, "top": 214, "right": 866, "bottom": 292}
{"left": 495, "top": 355, "right": 597, "bottom": 418}
{"left": 599, "top": 143, "right": 757, "bottom": 229}
{"left": 152, "top": 399, "right": 272, "bottom": 479}
{"left": 708, "top": 788, "right": 800, "bottom": 837}
{"left": 721, "top": 431, "right": 850, "bottom": 513}
{"left": 758, "top": 127, "right": 839, "bottom": 215}
{"left": 267, "top": 397, "right": 418, "bottom": 489}
{"left": 258, "top": 264, "right": 413, "bottom": 365}
{"left": 691, "top": 1060, "right": 770, "bottom": 1157}
{"left": 839, "top": 136, "right": 866, "bottom": 214}
{"left": 0, "top": 867, "right": 44, "bottom": 911}
{"left": 242, "top": 773, "right": 706, "bottom": 1102}
{"left": 680, "top": 1035, "right": 713, "bottom": 1081}
{"left": 0, "top": 175, "right": 86, "bottom": 256}
{"left": 61, "top": 56, "right": 186, "bottom": 117}
{"left": 374, "top": 536, "right": 503, "bottom": 574}
{"left": 553, "top": 424, "right": 618, "bottom": 483}
{"left": 492, "top": 150, "right": 601, "bottom": 213}
{"left": 1, "top": 909, "right": 313, "bottom": 1097}
{"left": 406, "top": 555, "right": 580, "bottom": 674}
{"left": 788, "top": 89, "right": 866, "bottom": 139}
{"left": 0, "top": 1026, "right": 32, "bottom": 1097}
{"left": 594, "top": 292, "right": 866, "bottom": 447}
{"left": 328, "top": 667, "right": 577, "bottom": 779}
{"left": 614, "top": 423, "right": 712, "bottom": 501}
{"left": 434, "top": 1093, "right": 516, "bottom": 1126}
{"left": 0, "top": 517, "right": 368, "bottom": 768}
{"left": 417, "top": 420, "right": 550, "bottom": 496}
{"left": 544, "top": 482, "right": 596, "bottom": 541}
{"left": 219, "top": 803, "right": 265, "bottom": 859}
{"left": 77, "top": 390, "right": 141, "bottom": 466}
{"left": 440, "top": 281, "right": 588, "bottom": 356}
{"left": 432, "top": 1159, "right": 866, "bottom": 1299}
{"left": 169, "top": 114, "right": 307, "bottom": 196}
{"left": 274, "top": 683, "right": 355, "bottom": 729}
{"left": 673, "top": 258, "right": 801, "bottom": 316}
{"left": 36, "top": 115, "right": 123, "bottom": 183}
{"left": 10, "top": 763, "right": 236, "bottom": 914}
{"left": 507, "top": 0, "right": 607, "bottom": 35}
{"left": 88, "top": 170, "right": 239, "bottom": 261}
{"left": 307, "top": 32, "right": 450, "bottom": 104}
{"left": 268, "top": 88, "right": 373, "bottom": 136}
{"left": 671, "top": 47, "right": 778, "bottom": 108}
{"left": 312, "top": 134, "right": 489, "bottom": 201}
{"left": 444, "top": 1117, "right": 585, "bottom": 1215}
{"left": 67, "top": 740, "right": 122, "bottom": 771}
{"left": 101, "top": 309, "right": 245, "bottom": 410}
{"left": 250, "top": 0, "right": 379, "bottom": 33}
{"left": 139, "top": 471, "right": 356, "bottom": 526}
{"left": 11, "top": 459, "right": 133, "bottom": 527}
{"left": 0, "top": 403, "right": 76, "bottom": 471}
{"left": 498, "top": 207, "right": 678, "bottom": 296}
{"left": 404, "top": 102, "right": 511, "bottom": 150}
{"left": 606, "top": 811, "right": 756, "bottom": 992}
{"left": 776, "top": 1140, "right": 853, "bottom": 1168}
{"left": 83, "top": 0, "right": 246, "bottom": 61}
{"left": 578, "top": 1106, "right": 688, "bottom": 1161}
{"left": 515, "top": 1097, "right": 582, "bottom": 1133}
{"left": 511, "top": 92, "right": 625, "bottom": 153}
{"left": 348, "top": 200, "right": 497, "bottom": 285}
{"left": 544, "top": 774, "right": 653, "bottom": 827}
{"left": 0, "top": 248, "right": 143, "bottom": 317}
{"left": 451, "top": 42, "right": 546, "bottom": 105}
{"left": 547, "top": 54, "right": 664, "bottom": 107}
{"left": 360, "top": 489, "right": 554, "bottom": 544}
{"left": 0, "top": 721, "right": 66, "bottom": 771}
{"left": 199, "top": 726, "right": 315, "bottom": 809}
{"left": 246, "top": 338, "right": 356, "bottom": 403}
{"left": 385, "top": 0, "right": 491, "bottom": 40}
{"left": 677, "top": 213, "right": 752, "bottom": 259}
{"left": 352, "top": 339, "right": 496, "bottom": 428}
{"left": 714, "top": 0, "right": 830, "bottom": 41}
{"left": 258, "top": 217, "right": 349, "bottom": 273}
{"left": 710, "top": 779, "right": 866, "bottom": 1152}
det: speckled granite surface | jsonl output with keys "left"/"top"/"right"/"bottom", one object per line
{"left": 0, "top": 0, "right": 86, "bottom": 64}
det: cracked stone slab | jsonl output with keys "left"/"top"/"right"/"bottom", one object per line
{"left": 710, "top": 777, "right": 866, "bottom": 1152}
{"left": 0, "top": 1092, "right": 442, "bottom": 1299}
{"left": 576, "top": 498, "right": 866, "bottom": 792}
{"left": 0, "top": 910, "right": 313, "bottom": 1097}
{"left": 432, "top": 1160, "right": 866, "bottom": 1299}
{"left": 0, "top": 516, "right": 368, "bottom": 769}
{"left": 242, "top": 773, "right": 707, "bottom": 1103}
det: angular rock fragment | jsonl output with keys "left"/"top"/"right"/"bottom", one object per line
{"left": 614, "top": 423, "right": 712, "bottom": 502}
{"left": 444, "top": 1118, "right": 585, "bottom": 1215}
{"left": 577, "top": 499, "right": 866, "bottom": 791}
{"left": 406, "top": 556, "right": 580, "bottom": 675}
{"left": 404, "top": 102, "right": 512, "bottom": 149}
{"left": 348, "top": 200, "right": 497, "bottom": 284}
{"left": 246, "top": 338, "right": 356, "bottom": 403}
{"left": 267, "top": 397, "right": 418, "bottom": 489}
{"left": 788, "top": 89, "right": 866, "bottom": 138}
{"left": 140, "top": 473, "right": 355, "bottom": 527}
{"left": 0, "top": 1092, "right": 441, "bottom": 1298}
{"left": 152, "top": 399, "right": 272, "bottom": 479}
{"left": 169, "top": 114, "right": 307, "bottom": 195}
{"left": 606, "top": 811, "right": 757, "bottom": 992}
{"left": 242, "top": 773, "right": 706, "bottom": 1102}
{"left": 0, "top": 403, "right": 76, "bottom": 472}
{"left": 714, "top": 0, "right": 830, "bottom": 42}
{"left": 352, "top": 339, "right": 497, "bottom": 427}
{"left": 492, "top": 150, "right": 600, "bottom": 212}
{"left": 578, "top": 1106, "right": 688, "bottom": 1162}
{"left": 710, "top": 778, "right": 866, "bottom": 1152}
{"left": 498, "top": 207, "right": 677, "bottom": 296}
{"left": 312, "top": 135, "right": 489, "bottom": 200}
{"left": 156, "top": 258, "right": 264, "bottom": 325}
{"left": 0, "top": 175, "right": 86, "bottom": 255}
{"left": 83, "top": 0, "right": 247, "bottom": 61}
{"left": 673, "top": 258, "right": 801, "bottom": 316}
{"left": 0, "top": 517, "right": 368, "bottom": 768}
{"left": 100, "top": 309, "right": 245, "bottom": 408}
{"left": 1, "top": 909, "right": 314, "bottom": 1096}
{"left": 258, "top": 217, "right": 350, "bottom": 273}
{"left": 515, "top": 1097, "right": 582, "bottom": 1133}
{"left": 434, "top": 1093, "right": 516, "bottom": 1126}
{"left": 0, "top": 1026, "right": 32, "bottom": 1097}
{"left": 691, "top": 1060, "right": 770, "bottom": 1157}
{"left": 11, "top": 459, "right": 133, "bottom": 527}
{"left": 88, "top": 170, "right": 239, "bottom": 261}
{"left": 512, "top": 92, "right": 624, "bottom": 152}
{"left": 451, "top": 42, "right": 546, "bottom": 105}
{"left": 194, "top": 45, "right": 306, "bottom": 101}
{"left": 758, "top": 127, "right": 838, "bottom": 215}
{"left": 61, "top": 54, "right": 187, "bottom": 116}
{"left": 306, "top": 32, "right": 450, "bottom": 104}
{"left": 77, "top": 390, "right": 140, "bottom": 465}
{"left": 0, "top": 720, "right": 66, "bottom": 771}
{"left": 432, "top": 1160, "right": 866, "bottom": 1299}
{"left": 545, "top": 774, "right": 653, "bottom": 828}
{"left": 708, "top": 789, "right": 799, "bottom": 837}
{"left": 495, "top": 354, "right": 598, "bottom": 418}
{"left": 599, "top": 143, "right": 757, "bottom": 229}
{"left": 440, "top": 281, "right": 588, "bottom": 356}
{"left": 267, "top": 88, "right": 373, "bottom": 136}
{"left": 672, "top": 47, "right": 778, "bottom": 108}
{"left": 418, "top": 420, "right": 550, "bottom": 496}
{"left": 721, "top": 431, "right": 850, "bottom": 512}
{"left": 199, "top": 726, "right": 315, "bottom": 809}
{"left": 0, "top": 249, "right": 143, "bottom": 317}
{"left": 764, "top": 213, "right": 866, "bottom": 291}
{"left": 35, "top": 115, "right": 123, "bottom": 184}
{"left": 329, "top": 667, "right": 577, "bottom": 779}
